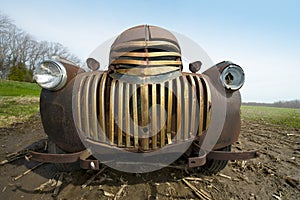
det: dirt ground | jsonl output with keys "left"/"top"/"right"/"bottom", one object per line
{"left": 0, "top": 114, "right": 299, "bottom": 200}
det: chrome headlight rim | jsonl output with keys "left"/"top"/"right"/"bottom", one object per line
{"left": 34, "top": 60, "right": 67, "bottom": 91}
{"left": 220, "top": 64, "right": 245, "bottom": 91}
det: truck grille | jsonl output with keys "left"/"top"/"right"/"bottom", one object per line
{"left": 74, "top": 72, "right": 211, "bottom": 151}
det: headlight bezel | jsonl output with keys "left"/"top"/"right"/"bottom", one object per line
{"left": 34, "top": 59, "right": 68, "bottom": 91}
{"left": 220, "top": 64, "right": 245, "bottom": 91}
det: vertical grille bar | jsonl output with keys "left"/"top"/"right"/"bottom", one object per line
{"left": 151, "top": 84, "right": 157, "bottom": 149}
{"left": 140, "top": 84, "right": 149, "bottom": 150}
{"left": 183, "top": 76, "right": 189, "bottom": 140}
{"left": 125, "top": 83, "right": 131, "bottom": 147}
{"left": 132, "top": 84, "right": 139, "bottom": 147}
{"left": 187, "top": 75, "right": 197, "bottom": 135}
{"left": 77, "top": 75, "right": 88, "bottom": 135}
{"left": 109, "top": 80, "right": 116, "bottom": 144}
{"left": 91, "top": 73, "right": 102, "bottom": 140}
{"left": 166, "top": 81, "right": 173, "bottom": 142}
{"left": 84, "top": 75, "right": 95, "bottom": 138}
{"left": 194, "top": 76, "right": 204, "bottom": 135}
{"left": 160, "top": 83, "right": 166, "bottom": 147}
{"left": 99, "top": 73, "right": 107, "bottom": 142}
{"left": 176, "top": 77, "right": 182, "bottom": 142}
{"left": 117, "top": 81, "right": 124, "bottom": 146}
{"left": 201, "top": 78, "right": 212, "bottom": 129}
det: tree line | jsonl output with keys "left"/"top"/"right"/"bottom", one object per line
{"left": 243, "top": 100, "right": 300, "bottom": 109}
{"left": 0, "top": 12, "right": 81, "bottom": 81}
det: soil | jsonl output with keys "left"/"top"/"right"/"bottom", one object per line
{"left": 0, "top": 114, "right": 299, "bottom": 200}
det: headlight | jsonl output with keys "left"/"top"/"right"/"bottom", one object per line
{"left": 220, "top": 64, "right": 245, "bottom": 91}
{"left": 33, "top": 60, "right": 67, "bottom": 91}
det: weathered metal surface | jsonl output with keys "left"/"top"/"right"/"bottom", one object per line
{"left": 187, "top": 76, "right": 197, "bottom": 135}
{"left": 117, "top": 81, "right": 124, "bottom": 146}
{"left": 109, "top": 79, "right": 116, "bottom": 144}
{"left": 80, "top": 159, "right": 100, "bottom": 170}
{"left": 166, "top": 81, "right": 173, "bottom": 146}
{"left": 140, "top": 84, "right": 149, "bottom": 150}
{"left": 98, "top": 72, "right": 107, "bottom": 142}
{"left": 202, "top": 61, "right": 242, "bottom": 150}
{"left": 160, "top": 83, "right": 166, "bottom": 147}
{"left": 38, "top": 25, "right": 255, "bottom": 169}
{"left": 116, "top": 66, "right": 180, "bottom": 76}
{"left": 29, "top": 146, "right": 258, "bottom": 168}
{"left": 111, "top": 60, "right": 182, "bottom": 66}
{"left": 30, "top": 149, "right": 101, "bottom": 170}
{"left": 188, "top": 149, "right": 207, "bottom": 167}
{"left": 111, "top": 51, "right": 181, "bottom": 58}
{"left": 132, "top": 84, "right": 139, "bottom": 147}
{"left": 151, "top": 84, "right": 158, "bottom": 149}
{"left": 109, "top": 70, "right": 182, "bottom": 85}
{"left": 109, "top": 25, "right": 182, "bottom": 81}
{"left": 187, "top": 149, "right": 259, "bottom": 167}
{"left": 207, "top": 150, "right": 259, "bottom": 160}
{"left": 73, "top": 72, "right": 211, "bottom": 152}
{"left": 111, "top": 40, "right": 181, "bottom": 52}
{"left": 40, "top": 79, "right": 85, "bottom": 153}
{"left": 61, "top": 61, "right": 82, "bottom": 83}
{"left": 29, "top": 150, "right": 82, "bottom": 163}
{"left": 79, "top": 150, "right": 100, "bottom": 170}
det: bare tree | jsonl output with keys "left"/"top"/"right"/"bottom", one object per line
{"left": 0, "top": 12, "right": 82, "bottom": 80}
{"left": 0, "top": 12, "right": 13, "bottom": 78}
{"left": 0, "top": 12, "right": 11, "bottom": 31}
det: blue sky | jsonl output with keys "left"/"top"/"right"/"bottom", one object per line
{"left": 1, "top": 0, "right": 299, "bottom": 102}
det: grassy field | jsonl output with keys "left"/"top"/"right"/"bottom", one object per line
{"left": 0, "top": 80, "right": 299, "bottom": 129}
{"left": 0, "top": 80, "right": 41, "bottom": 127}
{"left": 0, "top": 79, "right": 41, "bottom": 96}
{"left": 241, "top": 105, "right": 300, "bottom": 129}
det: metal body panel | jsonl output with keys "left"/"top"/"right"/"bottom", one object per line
{"left": 40, "top": 80, "right": 84, "bottom": 153}
{"left": 202, "top": 62, "right": 242, "bottom": 150}
{"left": 40, "top": 64, "right": 241, "bottom": 155}
{"left": 35, "top": 25, "right": 255, "bottom": 169}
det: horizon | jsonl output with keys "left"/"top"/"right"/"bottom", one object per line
{"left": 1, "top": 0, "right": 299, "bottom": 103}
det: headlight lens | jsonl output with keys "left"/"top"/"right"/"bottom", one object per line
{"left": 33, "top": 60, "right": 67, "bottom": 91}
{"left": 220, "top": 64, "right": 245, "bottom": 91}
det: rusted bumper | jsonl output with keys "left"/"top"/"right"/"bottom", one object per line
{"left": 188, "top": 150, "right": 259, "bottom": 168}
{"left": 29, "top": 150, "right": 101, "bottom": 170}
{"left": 29, "top": 149, "right": 259, "bottom": 170}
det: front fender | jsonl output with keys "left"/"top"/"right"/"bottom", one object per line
{"left": 201, "top": 61, "right": 242, "bottom": 150}
{"left": 40, "top": 63, "right": 85, "bottom": 153}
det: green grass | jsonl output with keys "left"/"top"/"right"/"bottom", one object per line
{"left": 0, "top": 80, "right": 41, "bottom": 127}
{"left": 0, "top": 79, "right": 41, "bottom": 97}
{"left": 241, "top": 105, "right": 300, "bottom": 129}
{"left": 0, "top": 97, "right": 39, "bottom": 127}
